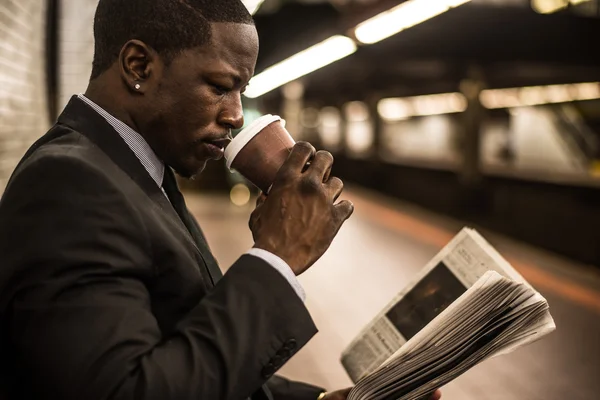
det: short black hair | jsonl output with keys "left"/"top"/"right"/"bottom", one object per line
{"left": 90, "top": 0, "right": 254, "bottom": 80}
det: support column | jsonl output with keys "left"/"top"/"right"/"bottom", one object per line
{"left": 458, "top": 65, "right": 488, "bottom": 213}
{"left": 459, "top": 65, "right": 486, "bottom": 189}
{"left": 367, "top": 93, "right": 383, "bottom": 163}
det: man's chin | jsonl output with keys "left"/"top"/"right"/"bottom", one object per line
{"left": 172, "top": 161, "right": 207, "bottom": 181}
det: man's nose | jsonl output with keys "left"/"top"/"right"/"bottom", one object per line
{"left": 218, "top": 97, "right": 244, "bottom": 130}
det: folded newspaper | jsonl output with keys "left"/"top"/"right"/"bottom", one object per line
{"left": 341, "top": 227, "right": 556, "bottom": 400}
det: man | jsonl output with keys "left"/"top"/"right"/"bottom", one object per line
{"left": 0, "top": 1, "right": 441, "bottom": 399}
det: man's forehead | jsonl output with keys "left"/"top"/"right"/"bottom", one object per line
{"left": 209, "top": 22, "right": 258, "bottom": 56}
{"left": 190, "top": 22, "right": 258, "bottom": 74}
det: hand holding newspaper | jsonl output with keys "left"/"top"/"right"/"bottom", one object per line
{"left": 341, "top": 228, "right": 555, "bottom": 400}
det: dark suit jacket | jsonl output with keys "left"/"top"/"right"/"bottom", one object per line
{"left": 0, "top": 97, "right": 324, "bottom": 400}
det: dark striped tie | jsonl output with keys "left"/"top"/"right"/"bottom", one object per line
{"left": 161, "top": 166, "right": 223, "bottom": 286}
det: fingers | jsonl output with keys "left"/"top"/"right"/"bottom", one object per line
{"left": 323, "top": 165, "right": 332, "bottom": 182}
{"left": 249, "top": 192, "right": 267, "bottom": 231}
{"left": 277, "top": 142, "right": 353, "bottom": 226}
{"left": 326, "top": 177, "right": 344, "bottom": 202}
{"left": 308, "top": 150, "right": 334, "bottom": 182}
{"left": 283, "top": 142, "right": 316, "bottom": 174}
{"left": 430, "top": 389, "right": 442, "bottom": 400}
{"left": 278, "top": 144, "right": 337, "bottom": 187}
{"left": 334, "top": 200, "right": 354, "bottom": 224}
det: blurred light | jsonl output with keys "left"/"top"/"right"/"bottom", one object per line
{"left": 480, "top": 82, "right": 600, "bottom": 109}
{"left": 244, "top": 36, "right": 357, "bottom": 98}
{"left": 243, "top": 0, "right": 265, "bottom": 14}
{"left": 577, "top": 82, "right": 600, "bottom": 98}
{"left": 344, "top": 102, "right": 373, "bottom": 154}
{"left": 377, "top": 83, "right": 600, "bottom": 118}
{"left": 230, "top": 184, "right": 251, "bottom": 206}
{"left": 354, "top": 0, "right": 472, "bottom": 45}
{"left": 531, "top": 0, "right": 568, "bottom": 14}
{"left": 378, "top": 93, "right": 467, "bottom": 121}
{"left": 346, "top": 122, "right": 374, "bottom": 154}
{"left": 344, "top": 101, "right": 370, "bottom": 122}
{"left": 300, "top": 107, "right": 321, "bottom": 129}
{"left": 509, "top": 108, "right": 521, "bottom": 116}
{"left": 591, "top": 160, "right": 600, "bottom": 177}
{"left": 319, "top": 107, "right": 343, "bottom": 149}
{"left": 378, "top": 99, "right": 412, "bottom": 121}
{"left": 282, "top": 81, "right": 304, "bottom": 100}
{"left": 531, "top": 0, "right": 592, "bottom": 14}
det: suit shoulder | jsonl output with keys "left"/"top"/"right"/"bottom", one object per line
{"left": 2, "top": 133, "right": 119, "bottom": 207}
{"left": 25, "top": 125, "right": 102, "bottom": 167}
{"left": 12, "top": 124, "right": 110, "bottom": 183}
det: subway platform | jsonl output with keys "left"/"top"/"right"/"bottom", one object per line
{"left": 185, "top": 185, "right": 600, "bottom": 400}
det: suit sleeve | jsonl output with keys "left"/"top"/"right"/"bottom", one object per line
{"left": 0, "top": 154, "right": 318, "bottom": 400}
{"left": 266, "top": 375, "right": 325, "bottom": 400}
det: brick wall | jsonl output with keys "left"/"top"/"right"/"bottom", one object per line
{"left": 0, "top": 0, "right": 49, "bottom": 193}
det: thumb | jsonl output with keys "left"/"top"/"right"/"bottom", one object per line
{"left": 334, "top": 200, "right": 354, "bottom": 223}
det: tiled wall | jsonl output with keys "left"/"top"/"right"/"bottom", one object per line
{"left": 58, "top": 0, "right": 97, "bottom": 111}
{"left": 0, "top": 0, "right": 48, "bottom": 192}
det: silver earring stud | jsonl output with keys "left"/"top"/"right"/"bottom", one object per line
{"left": 134, "top": 84, "right": 141, "bottom": 90}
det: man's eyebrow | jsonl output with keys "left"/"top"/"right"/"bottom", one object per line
{"left": 208, "top": 72, "right": 243, "bottom": 85}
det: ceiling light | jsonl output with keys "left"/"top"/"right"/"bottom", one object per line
{"left": 244, "top": 35, "right": 357, "bottom": 99}
{"left": 354, "top": 0, "right": 472, "bottom": 45}
{"left": 480, "top": 82, "right": 600, "bottom": 109}
{"left": 377, "top": 83, "right": 600, "bottom": 119}
{"left": 531, "top": 0, "right": 569, "bottom": 14}
{"left": 378, "top": 93, "right": 467, "bottom": 121}
{"left": 243, "top": 0, "right": 265, "bottom": 15}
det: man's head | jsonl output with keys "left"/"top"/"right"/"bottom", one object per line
{"left": 89, "top": 0, "right": 258, "bottom": 178}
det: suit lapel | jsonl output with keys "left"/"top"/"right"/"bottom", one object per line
{"left": 55, "top": 96, "right": 222, "bottom": 286}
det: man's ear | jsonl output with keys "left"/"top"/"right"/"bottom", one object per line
{"left": 118, "top": 40, "right": 156, "bottom": 93}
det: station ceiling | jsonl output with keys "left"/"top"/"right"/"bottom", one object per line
{"left": 252, "top": 0, "right": 600, "bottom": 105}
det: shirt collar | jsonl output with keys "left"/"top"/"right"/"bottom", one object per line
{"left": 77, "top": 94, "right": 165, "bottom": 188}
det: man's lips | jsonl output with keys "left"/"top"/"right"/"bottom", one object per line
{"left": 201, "top": 136, "right": 232, "bottom": 160}
{"left": 205, "top": 137, "right": 232, "bottom": 150}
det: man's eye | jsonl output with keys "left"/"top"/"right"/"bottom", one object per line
{"left": 212, "top": 84, "right": 230, "bottom": 95}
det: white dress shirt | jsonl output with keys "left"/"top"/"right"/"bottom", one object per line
{"left": 78, "top": 94, "right": 305, "bottom": 301}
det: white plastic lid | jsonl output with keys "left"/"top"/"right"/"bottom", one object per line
{"left": 224, "top": 114, "right": 283, "bottom": 170}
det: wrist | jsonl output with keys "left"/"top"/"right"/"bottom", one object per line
{"left": 252, "top": 243, "right": 300, "bottom": 275}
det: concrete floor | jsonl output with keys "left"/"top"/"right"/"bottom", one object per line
{"left": 184, "top": 185, "right": 600, "bottom": 400}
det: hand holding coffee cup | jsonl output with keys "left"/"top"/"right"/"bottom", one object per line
{"left": 227, "top": 115, "right": 354, "bottom": 275}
